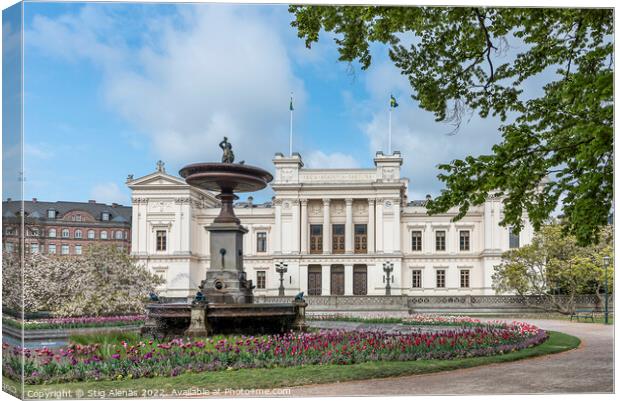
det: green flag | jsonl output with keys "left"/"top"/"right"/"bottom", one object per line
{"left": 390, "top": 94, "right": 399, "bottom": 108}
{"left": 289, "top": 96, "right": 294, "bottom": 111}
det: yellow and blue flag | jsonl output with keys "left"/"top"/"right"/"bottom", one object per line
{"left": 390, "top": 94, "right": 399, "bottom": 108}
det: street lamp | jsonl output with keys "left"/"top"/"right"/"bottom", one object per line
{"left": 275, "top": 262, "right": 288, "bottom": 297}
{"left": 383, "top": 261, "right": 394, "bottom": 296}
{"left": 603, "top": 256, "right": 610, "bottom": 325}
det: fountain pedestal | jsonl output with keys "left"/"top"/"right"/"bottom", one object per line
{"left": 143, "top": 146, "right": 307, "bottom": 337}
{"left": 201, "top": 222, "right": 253, "bottom": 304}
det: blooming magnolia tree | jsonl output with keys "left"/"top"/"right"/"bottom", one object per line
{"left": 2, "top": 245, "right": 164, "bottom": 317}
{"left": 493, "top": 224, "right": 613, "bottom": 314}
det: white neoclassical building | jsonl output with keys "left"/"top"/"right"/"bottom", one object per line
{"left": 127, "top": 151, "right": 534, "bottom": 301}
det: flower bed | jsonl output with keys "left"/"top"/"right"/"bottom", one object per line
{"left": 3, "top": 320, "right": 547, "bottom": 385}
{"left": 2, "top": 315, "right": 145, "bottom": 330}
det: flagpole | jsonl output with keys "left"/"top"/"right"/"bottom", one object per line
{"left": 388, "top": 106, "right": 392, "bottom": 155}
{"left": 289, "top": 93, "right": 293, "bottom": 156}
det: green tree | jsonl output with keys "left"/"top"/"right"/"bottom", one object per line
{"left": 493, "top": 225, "right": 613, "bottom": 314}
{"left": 289, "top": 6, "right": 613, "bottom": 244}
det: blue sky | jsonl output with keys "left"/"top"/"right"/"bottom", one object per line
{"left": 16, "top": 1, "right": 520, "bottom": 204}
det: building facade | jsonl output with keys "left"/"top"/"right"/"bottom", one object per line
{"left": 2, "top": 199, "right": 132, "bottom": 255}
{"left": 128, "top": 152, "right": 534, "bottom": 301}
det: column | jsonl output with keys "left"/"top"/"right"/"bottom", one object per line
{"left": 367, "top": 199, "right": 375, "bottom": 253}
{"left": 274, "top": 200, "right": 282, "bottom": 254}
{"left": 321, "top": 264, "right": 330, "bottom": 295}
{"left": 376, "top": 199, "right": 384, "bottom": 253}
{"left": 345, "top": 198, "right": 353, "bottom": 253}
{"left": 344, "top": 264, "right": 353, "bottom": 295}
{"left": 483, "top": 201, "right": 493, "bottom": 250}
{"left": 393, "top": 198, "right": 401, "bottom": 252}
{"left": 299, "top": 264, "right": 308, "bottom": 292}
{"left": 292, "top": 200, "right": 300, "bottom": 253}
{"left": 300, "top": 199, "right": 308, "bottom": 253}
{"left": 323, "top": 198, "right": 331, "bottom": 254}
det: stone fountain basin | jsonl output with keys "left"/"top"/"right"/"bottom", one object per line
{"left": 146, "top": 303, "right": 297, "bottom": 335}
{"left": 179, "top": 162, "right": 273, "bottom": 193}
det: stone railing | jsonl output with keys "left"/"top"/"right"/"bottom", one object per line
{"left": 254, "top": 294, "right": 614, "bottom": 314}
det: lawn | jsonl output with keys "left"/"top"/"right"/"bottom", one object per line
{"left": 3, "top": 331, "right": 579, "bottom": 399}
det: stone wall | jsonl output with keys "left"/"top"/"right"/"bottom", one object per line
{"left": 254, "top": 294, "right": 614, "bottom": 314}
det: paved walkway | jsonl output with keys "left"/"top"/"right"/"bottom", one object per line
{"left": 288, "top": 319, "right": 614, "bottom": 396}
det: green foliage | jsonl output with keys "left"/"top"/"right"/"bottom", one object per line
{"left": 289, "top": 6, "right": 613, "bottom": 244}
{"left": 493, "top": 225, "right": 613, "bottom": 314}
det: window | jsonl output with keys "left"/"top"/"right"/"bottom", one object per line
{"left": 412, "top": 270, "right": 422, "bottom": 288}
{"left": 61, "top": 245, "right": 69, "bottom": 255}
{"left": 29, "top": 228, "right": 40, "bottom": 237}
{"left": 5, "top": 227, "right": 16, "bottom": 236}
{"left": 48, "top": 228, "right": 57, "bottom": 238}
{"left": 411, "top": 231, "right": 422, "bottom": 251}
{"left": 73, "top": 215, "right": 82, "bottom": 222}
{"left": 460, "top": 270, "right": 470, "bottom": 288}
{"left": 436, "top": 269, "right": 446, "bottom": 288}
{"left": 75, "top": 229, "right": 83, "bottom": 239}
{"left": 75, "top": 245, "right": 82, "bottom": 255}
{"left": 5, "top": 242, "right": 15, "bottom": 253}
{"left": 48, "top": 244, "right": 56, "bottom": 254}
{"left": 509, "top": 227, "right": 520, "bottom": 249}
{"left": 256, "top": 271, "right": 266, "bottom": 289}
{"left": 30, "top": 243, "right": 39, "bottom": 254}
{"left": 332, "top": 224, "right": 345, "bottom": 254}
{"left": 61, "top": 229, "right": 70, "bottom": 238}
{"left": 101, "top": 231, "right": 108, "bottom": 240}
{"left": 459, "top": 230, "right": 470, "bottom": 251}
{"left": 354, "top": 224, "right": 367, "bottom": 254}
{"left": 102, "top": 212, "right": 110, "bottom": 221}
{"left": 115, "top": 230, "right": 123, "bottom": 240}
{"left": 310, "top": 225, "right": 323, "bottom": 254}
{"left": 256, "top": 232, "right": 267, "bottom": 253}
{"left": 156, "top": 230, "right": 167, "bottom": 251}
{"left": 47, "top": 210, "right": 56, "bottom": 219}
{"left": 87, "top": 230, "right": 95, "bottom": 239}
{"left": 435, "top": 231, "right": 446, "bottom": 251}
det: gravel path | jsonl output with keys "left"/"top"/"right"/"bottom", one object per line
{"left": 288, "top": 319, "right": 614, "bottom": 396}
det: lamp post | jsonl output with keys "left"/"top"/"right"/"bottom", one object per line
{"left": 276, "top": 262, "right": 288, "bottom": 297}
{"left": 603, "top": 256, "right": 610, "bottom": 325}
{"left": 383, "top": 261, "right": 394, "bottom": 296}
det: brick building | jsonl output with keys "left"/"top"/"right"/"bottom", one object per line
{"left": 2, "top": 199, "right": 131, "bottom": 255}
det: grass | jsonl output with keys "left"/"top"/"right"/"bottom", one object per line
{"left": 3, "top": 331, "right": 579, "bottom": 399}
{"left": 465, "top": 313, "right": 614, "bottom": 325}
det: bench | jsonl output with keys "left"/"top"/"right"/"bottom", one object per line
{"left": 570, "top": 309, "right": 595, "bottom": 322}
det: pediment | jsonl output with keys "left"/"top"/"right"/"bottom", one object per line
{"left": 127, "top": 172, "right": 188, "bottom": 188}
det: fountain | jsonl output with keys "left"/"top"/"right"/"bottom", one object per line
{"left": 142, "top": 138, "right": 307, "bottom": 337}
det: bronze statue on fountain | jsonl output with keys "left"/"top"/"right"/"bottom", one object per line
{"left": 142, "top": 138, "right": 307, "bottom": 337}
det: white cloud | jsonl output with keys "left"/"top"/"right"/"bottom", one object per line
{"left": 305, "top": 150, "right": 359, "bottom": 169}
{"left": 90, "top": 182, "right": 128, "bottom": 205}
{"left": 26, "top": 4, "right": 307, "bottom": 170}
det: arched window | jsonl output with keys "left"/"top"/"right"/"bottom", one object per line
{"left": 61, "top": 229, "right": 70, "bottom": 238}
{"left": 75, "top": 229, "right": 83, "bottom": 239}
{"left": 115, "top": 230, "right": 123, "bottom": 240}
{"left": 101, "top": 231, "right": 108, "bottom": 240}
{"left": 87, "top": 230, "right": 95, "bottom": 239}
{"left": 48, "top": 228, "right": 57, "bottom": 238}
